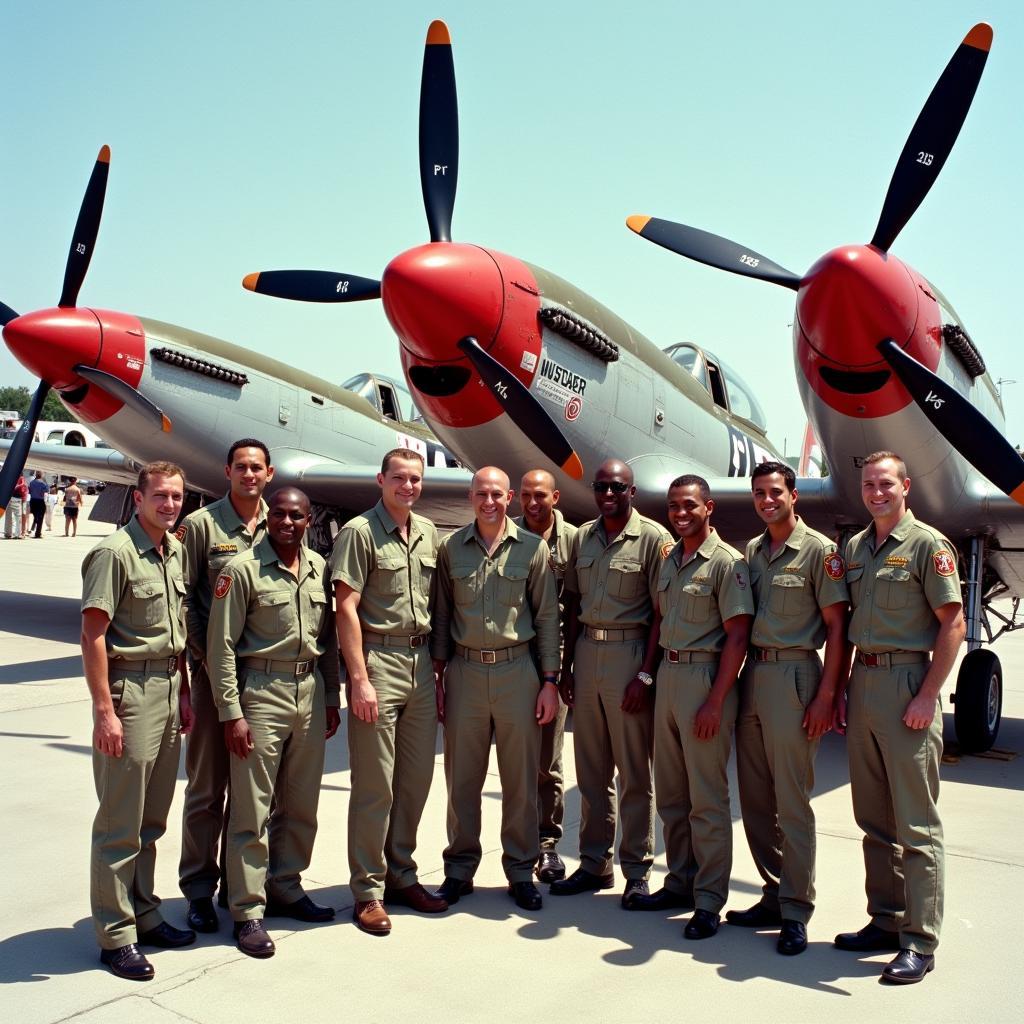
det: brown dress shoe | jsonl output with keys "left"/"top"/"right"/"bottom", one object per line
{"left": 384, "top": 882, "right": 449, "bottom": 913}
{"left": 233, "top": 919, "right": 275, "bottom": 959}
{"left": 354, "top": 899, "right": 393, "bottom": 936}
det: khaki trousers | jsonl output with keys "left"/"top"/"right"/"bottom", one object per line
{"left": 91, "top": 667, "right": 181, "bottom": 949}
{"left": 654, "top": 660, "right": 737, "bottom": 913}
{"left": 847, "top": 662, "right": 944, "bottom": 954}
{"left": 348, "top": 645, "right": 438, "bottom": 901}
{"left": 538, "top": 701, "right": 568, "bottom": 850}
{"left": 572, "top": 636, "right": 653, "bottom": 879}
{"left": 442, "top": 654, "right": 541, "bottom": 883}
{"left": 736, "top": 657, "right": 821, "bottom": 923}
{"left": 179, "top": 660, "right": 231, "bottom": 899}
{"left": 228, "top": 670, "right": 326, "bottom": 920}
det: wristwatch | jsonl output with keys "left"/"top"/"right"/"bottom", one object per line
{"left": 637, "top": 671, "right": 654, "bottom": 687}
{"left": 543, "top": 674, "right": 559, "bottom": 687}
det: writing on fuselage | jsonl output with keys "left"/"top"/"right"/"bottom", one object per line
{"left": 727, "top": 426, "right": 774, "bottom": 477}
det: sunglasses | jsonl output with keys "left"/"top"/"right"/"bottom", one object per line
{"left": 591, "top": 481, "right": 630, "bottom": 494}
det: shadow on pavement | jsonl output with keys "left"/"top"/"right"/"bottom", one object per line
{"left": 0, "top": 655, "right": 83, "bottom": 685}
{"left": 0, "top": 592, "right": 81, "bottom": 644}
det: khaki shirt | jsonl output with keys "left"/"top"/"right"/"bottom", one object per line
{"left": 81, "top": 515, "right": 186, "bottom": 661}
{"left": 746, "top": 517, "right": 849, "bottom": 651}
{"left": 658, "top": 529, "right": 754, "bottom": 652}
{"left": 328, "top": 500, "right": 438, "bottom": 636}
{"left": 845, "top": 510, "right": 961, "bottom": 653}
{"left": 177, "top": 494, "right": 268, "bottom": 660}
{"left": 430, "top": 517, "right": 561, "bottom": 672}
{"left": 207, "top": 535, "right": 341, "bottom": 721}
{"left": 564, "top": 508, "right": 672, "bottom": 628}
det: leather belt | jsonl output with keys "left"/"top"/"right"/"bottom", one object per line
{"left": 242, "top": 657, "right": 314, "bottom": 676}
{"left": 455, "top": 641, "right": 530, "bottom": 665}
{"left": 750, "top": 648, "right": 816, "bottom": 663}
{"left": 362, "top": 631, "right": 428, "bottom": 649}
{"left": 584, "top": 625, "right": 647, "bottom": 642}
{"left": 856, "top": 650, "right": 929, "bottom": 668}
{"left": 109, "top": 656, "right": 179, "bottom": 675}
{"left": 663, "top": 649, "right": 717, "bottom": 664}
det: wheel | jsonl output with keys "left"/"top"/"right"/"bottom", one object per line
{"left": 953, "top": 649, "right": 1001, "bottom": 753}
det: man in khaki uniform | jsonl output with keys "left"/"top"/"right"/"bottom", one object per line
{"left": 81, "top": 462, "right": 195, "bottom": 981}
{"left": 330, "top": 448, "right": 447, "bottom": 936}
{"left": 727, "top": 461, "right": 848, "bottom": 956}
{"left": 834, "top": 451, "right": 964, "bottom": 984}
{"left": 629, "top": 474, "right": 752, "bottom": 939}
{"left": 207, "top": 487, "right": 341, "bottom": 959}
{"left": 431, "top": 467, "right": 561, "bottom": 912}
{"left": 552, "top": 459, "right": 671, "bottom": 906}
{"left": 514, "top": 469, "right": 577, "bottom": 884}
{"left": 178, "top": 439, "right": 272, "bottom": 932}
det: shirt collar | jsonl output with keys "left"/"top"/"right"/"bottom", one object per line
{"left": 512, "top": 507, "right": 564, "bottom": 540}
{"left": 598, "top": 507, "right": 640, "bottom": 544}
{"left": 675, "top": 527, "right": 721, "bottom": 567}
{"left": 219, "top": 492, "right": 268, "bottom": 533}
{"left": 466, "top": 516, "right": 518, "bottom": 546}
{"left": 256, "top": 534, "right": 315, "bottom": 578}
{"left": 753, "top": 516, "right": 808, "bottom": 556}
{"left": 868, "top": 508, "right": 917, "bottom": 550}
{"left": 127, "top": 515, "right": 172, "bottom": 559}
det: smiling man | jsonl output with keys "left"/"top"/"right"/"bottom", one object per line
{"left": 834, "top": 451, "right": 965, "bottom": 984}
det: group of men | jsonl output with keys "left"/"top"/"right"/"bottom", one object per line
{"left": 81, "top": 439, "right": 963, "bottom": 988}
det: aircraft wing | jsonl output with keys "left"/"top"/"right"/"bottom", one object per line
{"left": 0, "top": 439, "right": 141, "bottom": 487}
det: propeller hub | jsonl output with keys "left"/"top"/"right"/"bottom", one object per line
{"left": 3, "top": 307, "right": 102, "bottom": 390}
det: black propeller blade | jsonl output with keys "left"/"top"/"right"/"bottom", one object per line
{"left": 456, "top": 336, "right": 583, "bottom": 480}
{"left": 72, "top": 365, "right": 172, "bottom": 433}
{"left": 0, "top": 380, "right": 50, "bottom": 516}
{"left": 877, "top": 338, "right": 1024, "bottom": 506}
{"left": 420, "top": 20, "right": 459, "bottom": 243}
{"left": 626, "top": 216, "right": 802, "bottom": 290}
{"left": 242, "top": 271, "right": 381, "bottom": 303}
{"left": 0, "top": 301, "right": 20, "bottom": 327}
{"left": 59, "top": 145, "right": 111, "bottom": 308}
{"left": 871, "top": 24, "right": 992, "bottom": 253}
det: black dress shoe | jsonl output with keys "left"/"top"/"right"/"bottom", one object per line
{"left": 100, "top": 944, "right": 154, "bottom": 981}
{"left": 233, "top": 919, "right": 275, "bottom": 958}
{"left": 725, "top": 903, "right": 783, "bottom": 928}
{"left": 509, "top": 881, "right": 543, "bottom": 910}
{"left": 434, "top": 877, "right": 474, "bottom": 905}
{"left": 264, "top": 894, "right": 335, "bottom": 923}
{"left": 536, "top": 850, "right": 566, "bottom": 883}
{"left": 684, "top": 909, "right": 720, "bottom": 940}
{"left": 138, "top": 921, "right": 197, "bottom": 948}
{"left": 186, "top": 897, "right": 219, "bottom": 933}
{"left": 620, "top": 878, "right": 649, "bottom": 908}
{"left": 881, "top": 948, "right": 935, "bottom": 984}
{"left": 777, "top": 920, "right": 808, "bottom": 956}
{"left": 549, "top": 867, "right": 615, "bottom": 896}
{"left": 834, "top": 922, "right": 901, "bottom": 952}
{"left": 623, "top": 886, "right": 695, "bottom": 912}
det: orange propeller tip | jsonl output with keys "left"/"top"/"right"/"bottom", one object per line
{"left": 562, "top": 452, "right": 584, "bottom": 481}
{"left": 1010, "top": 481, "right": 1024, "bottom": 507}
{"left": 426, "top": 20, "right": 451, "bottom": 45}
{"left": 964, "top": 23, "right": 993, "bottom": 52}
{"left": 98, "top": 144, "right": 111, "bottom": 163}
{"left": 626, "top": 215, "right": 651, "bottom": 234}
{"left": 242, "top": 272, "right": 259, "bottom": 292}
{"left": 161, "top": 414, "right": 172, "bottom": 433}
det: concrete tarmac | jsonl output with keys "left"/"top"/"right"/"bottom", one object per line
{"left": 2, "top": 505, "right": 1023, "bottom": 1023}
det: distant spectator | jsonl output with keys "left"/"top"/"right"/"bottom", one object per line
{"left": 3, "top": 475, "right": 27, "bottom": 539}
{"left": 28, "top": 471, "right": 48, "bottom": 538}
{"left": 64, "top": 477, "right": 84, "bottom": 537}
{"left": 45, "top": 484, "right": 59, "bottom": 531}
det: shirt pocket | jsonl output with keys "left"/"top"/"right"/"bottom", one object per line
{"left": 374, "top": 555, "right": 408, "bottom": 595}
{"left": 608, "top": 558, "right": 643, "bottom": 599}
{"left": 681, "top": 581, "right": 714, "bottom": 623}
{"left": 497, "top": 563, "right": 529, "bottom": 606}
{"left": 769, "top": 572, "right": 808, "bottom": 616}
{"left": 129, "top": 579, "right": 166, "bottom": 628}
{"left": 656, "top": 574, "right": 672, "bottom": 618}
{"left": 254, "top": 589, "right": 293, "bottom": 634}
{"left": 306, "top": 589, "right": 328, "bottom": 638}
{"left": 875, "top": 566, "right": 911, "bottom": 610}
{"left": 418, "top": 553, "right": 437, "bottom": 589}
{"left": 450, "top": 564, "right": 479, "bottom": 606}
{"left": 845, "top": 566, "right": 865, "bottom": 604}
{"left": 574, "top": 554, "right": 595, "bottom": 593}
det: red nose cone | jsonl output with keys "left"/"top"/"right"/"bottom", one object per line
{"left": 797, "top": 246, "right": 919, "bottom": 368}
{"left": 3, "top": 307, "right": 102, "bottom": 390}
{"left": 382, "top": 243, "right": 504, "bottom": 360}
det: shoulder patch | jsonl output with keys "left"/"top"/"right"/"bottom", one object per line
{"left": 735, "top": 571, "right": 747, "bottom": 590}
{"left": 932, "top": 550, "right": 956, "bottom": 577}
{"left": 214, "top": 574, "right": 232, "bottom": 599}
{"left": 824, "top": 551, "right": 846, "bottom": 581}
{"left": 661, "top": 542, "right": 674, "bottom": 559}
{"left": 174, "top": 524, "right": 187, "bottom": 541}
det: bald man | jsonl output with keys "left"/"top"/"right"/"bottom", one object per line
{"left": 431, "top": 468, "right": 561, "bottom": 911}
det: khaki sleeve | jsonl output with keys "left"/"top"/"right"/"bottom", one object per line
{"left": 206, "top": 563, "right": 251, "bottom": 722}
{"left": 562, "top": 530, "right": 582, "bottom": 595}
{"left": 179, "top": 516, "right": 207, "bottom": 661}
{"left": 813, "top": 540, "right": 850, "bottom": 609}
{"left": 528, "top": 539, "right": 561, "bottom": 673}
{"left": 429, "top": 539, "right": 455, "bottom": 661}
{"left": 921, "top": 536, "right": 963, "bottom": 611}
{"left": 329, "top": 523, "right": 372, "bottom": 594}
{"left": 718, "top": 556, "right": 756, "bottom": 620}
{"left": 647, "top": 528, "right": 673, "bottom": 604}
{"left": 81, "top": 546, "right": 126, "bottom": 618}
{"left": 317, "top": 572, "right": 342, "bottom": 705}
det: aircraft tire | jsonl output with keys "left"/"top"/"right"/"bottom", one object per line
{"left": 953, "top": 649, "right": 1001, "bottom": 754}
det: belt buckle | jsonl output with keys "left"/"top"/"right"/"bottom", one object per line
{"left": 167, "top": 656, "right": 178, "bottom": 672}
{"left": 480, "top": 650, "right": 497, "bottom": 664}
{"left": 296, "top": 660, "right": 312, "bottom": 675}
{"left": 592, "top": 628, "right": 608, "bottom": 642}
{"left": 666, "top": 649, "right": 679, "bottom": 664}
{"left": 410, "top": 635, "right": 425, "bottom": 648}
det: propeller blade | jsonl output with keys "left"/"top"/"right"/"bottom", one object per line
{"left": 72, "top": 365, "right": 172, "bottom": 433}
{"left": 626, "top": 216, "right": 802, "bottom": 290}
{"left": 59, "top": 145, "right": 111, "bottom": 309}
{"left": 0, "top": 380, "right": 50, "bottom": 516}
{"left": 241, "top": 270, "right": 381, "bottom": 303}
{"left": 419, "top": 20, "right": 459, "bottom": 243}
{"left": 870, "top": 24, "right": 993, "bottom": 253}
{"left": 0, "top": 301, "right": 20, "bottom": 326}
{"left": 877, "top": 338, "right": 1024, "bottom": 505}
{"left": 456, "top": 336, "right": 583, "bottom": 480}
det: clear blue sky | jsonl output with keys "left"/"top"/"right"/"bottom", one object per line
{"left": 2, "top": 0, "right": 1021, "bottom": 456}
